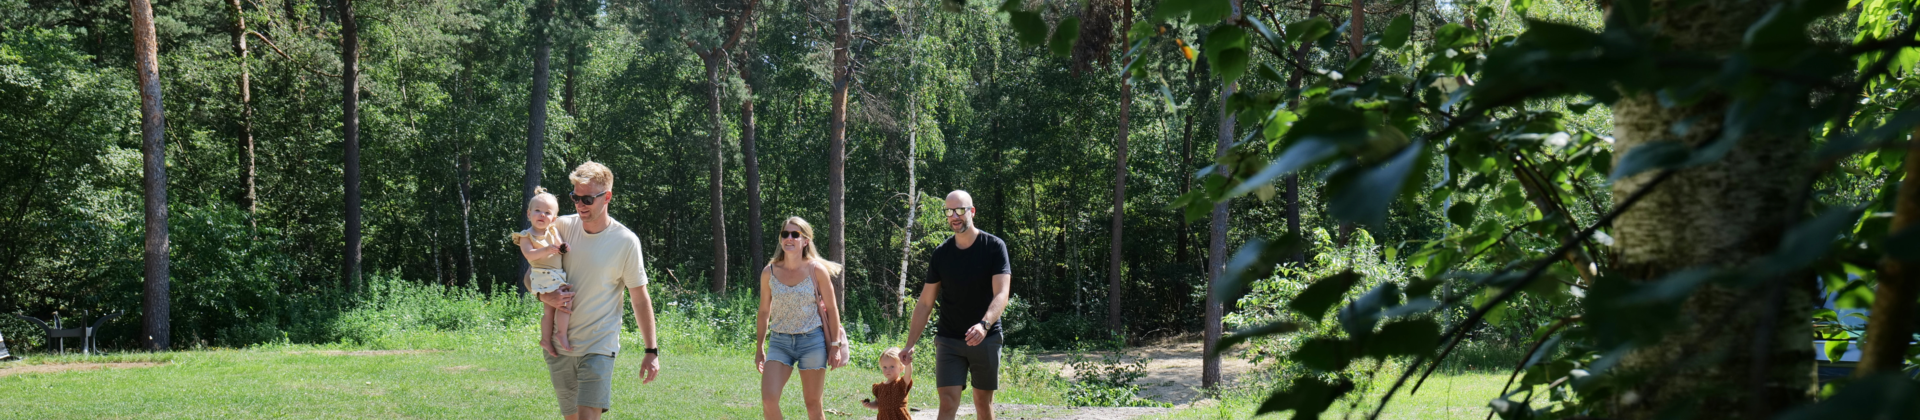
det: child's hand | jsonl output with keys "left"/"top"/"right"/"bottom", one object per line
{"left": 861, "top": 399, "right": 878, "bottom": 410}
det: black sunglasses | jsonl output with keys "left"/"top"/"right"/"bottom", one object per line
{"left": 780, "top": 230, "right": 804, "bottom": 239}
{"left": 571, "top": 191, "right": 609, "bottom": 206}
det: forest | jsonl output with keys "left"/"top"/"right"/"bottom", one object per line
{"left": 7, "top": 0, "right": 1920, "bottom": 418}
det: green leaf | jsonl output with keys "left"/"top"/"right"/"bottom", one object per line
{"left": 1205, "top": 26, "right": 1250, "bottom": 84}
{"left": 1448, "top": 201, "right": 1478, "bottom": 227}
{"left": 1366, "top": 319, "right": 1441, "bottom": 358}
{"left": 1431, "top": 23, "right": 1478, "bottom": 50}
{"left": 1008, "top": 11, "right": 1048, "bottom": 46}
{"left": 1212, "top": 321, "right": 1302, "bottom": 357}
{"left": 1608, "top": 140, "right": 1688, "bottom": 181}
{"left": 1510, "top": 0, "right": 1534, "bottom": 16}
{"left": 1777, "top": 373, "right": 1920, "bottom": 420}
{"left": 1263, "top": 107, "right": 1300, "bottom": 143}
{"left": 1288, "top": 271, "right": 1362, "bottom": 321}
{"left": 1339, "top": 282, "right": 1403, "bottom": 338}
{"left": 1381, "top": 15, "right": 1413, "bottom": 49}
{"left": 1230, "top": 138, "right": 1335, "bottom": 197}
{"left": 1822, "top": 339, "right": 1850, "bottom": 362}
{"left": 1214, "top": 233, "right": 1309, "bottom": 305}
{"left": 1329, "top": 141, "right": 1429, "bottom": 227}
{"left": 1255, "top": 377, "right": 1355, "bottom": 417}
{"left": 1048, "top": 17, "right": 1080, "bottom": 57}
{"left": 1752, "top": 206, "right": 1865, "bottom": 277}
{"left": 1286, "top": 18, "right": 1335, "bottom": 46}
{"left": 1296, "top": 338, "right": 1352, "bottom": 371}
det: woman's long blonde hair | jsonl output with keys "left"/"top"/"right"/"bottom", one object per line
{"left": 770, "top": 216, "right": 844, "bottom": 277}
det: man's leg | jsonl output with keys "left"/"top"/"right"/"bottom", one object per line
{"left": 573, "top": 354, "right": 616, "bottom": 420}
{"left": 971, "top": 389, "right": 995, "bottom": 420}
{"left": 937, "top": 386, "right": 965, "bottom": 420}
{"left": 546, "top": 353, "right": 583, "bottom": 419}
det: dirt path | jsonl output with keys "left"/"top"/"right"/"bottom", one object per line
{"left": 1032, "top": 339, "right": 1259, "bottom": 406}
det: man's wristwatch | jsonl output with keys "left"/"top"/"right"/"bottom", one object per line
{"left": 977, "top": 319, "right": 991, "bottom": 329}
{"left": 644, "top": 347, "right": 659, "bottom": 355}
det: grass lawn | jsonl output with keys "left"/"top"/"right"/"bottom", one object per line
{"left": 1153, "top": 370, "right": 1512, "bottom": 420}
{"left": 0, "top": 327, "right": 1064, "bottom": 419}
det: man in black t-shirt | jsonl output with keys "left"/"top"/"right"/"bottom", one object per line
{"left": 901, "top": 190, "right": 1012, "bottom": 420}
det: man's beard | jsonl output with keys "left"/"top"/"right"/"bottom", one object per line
{"left": 950, "top": 219, "right": 970, "bottom": 233}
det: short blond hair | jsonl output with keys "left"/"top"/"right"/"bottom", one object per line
{"left": 569, "top": 161, "right": 614, "bottom": 189}
{"left": 879, "top": 347, "right": 903, "bottom": 364}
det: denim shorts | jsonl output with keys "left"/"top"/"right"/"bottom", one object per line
{"left": 765, "top": 327, "right": 827, "bottom": 370}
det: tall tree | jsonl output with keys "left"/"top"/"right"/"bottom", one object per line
{"left": 1107, "top": 0, "right": 1132, "bottom": 334}
{"left": 1284, "top": 0, "right": 1325, "bottom": 263}
{"left": 527, "top": 0, "right": 553, "bottom": 228}
{"left": 132, "top": 0, "right": 171, "bottom": 352}
{"left": 1860, "top": 128, "right": 1920, "bottom": 375}
{"left": 683, "top": 0, "right": 758, "bottom": 294}
{"left": 827, "top": 0, "right": 852, "bottom": 311}
{"left": 740, "top": 45, "right": 765, "bottom": 274}
{"left": 1608, "top": 0, "right": 1811, "bottom": 415}
{"left": 230, "top": 0, "right": 256, "bottom": 227}
{"left": 339, "top": 0, "right": 363, "bottom": 294}
{"left": 1203, "top": 0, "right": 1243, "bottom": 391}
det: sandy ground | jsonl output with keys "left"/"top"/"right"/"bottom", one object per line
{"left": 0, "top": 362, "right": 165, "bottom": 377}
{"left": 1032, "top": 338, "right": 1259, "bottom": 406}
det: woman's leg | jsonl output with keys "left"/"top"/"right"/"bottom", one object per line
{"left": 761, "top": 361, "right": 795, "bottom": 419}
{"left": 799, "top": 368, "right": 827, "bottom": 420}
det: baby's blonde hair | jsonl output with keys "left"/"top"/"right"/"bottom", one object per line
{"left": 569, "top": 161, "right": 614, "bottom": 189}
{"left": 879, "top": 347, "right": 903, "bottom": 364}
{"left": 527, "top": 186, "right": 558, "bottom": 209}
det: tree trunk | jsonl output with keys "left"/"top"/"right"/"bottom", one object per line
{"left": 1287, "top": 0, "right": 1325, "bottom": 263}
{"left": 1107, "top": 0, "right": 1133, "bottom": 336}
{"left": 525, "top": 0, "right": 553, "bottom": 295}
{"left": 1203, "top": 1, "right": 1244, "bottom": 391}
{"left": 899, "top": 34, "right": 919, "bottom": 319}
{"left": 1336, "top": 0, "right": 1361, "bottom": 248}
{"left": 230, "top": 0, "right": 256, "bottom": 228}
{"left": 827, "top": 0, "right": 852, "bottom": 311}
{"left": 339, "top": 0, "right": 362, "bottom": 294}
{"left": 132, "top": 0, "right": 171, "bottom": 352}
{"left": 1178, "top": 54, "right": 1212, "bottom": 270}
{"left": 742, "top": 56, "right": 765, "bottom": 275}
{"left": 1858, "top": 127, "right": 1920, "bottom": 376}
{"left": 703, "top": 53, "right": 730, "bottom": 294}
{"left": 1608, "top": 1, "right": 1809, "bottom": 416}
{"left": 459, "top": 153, "right": 475, "bottom": 287}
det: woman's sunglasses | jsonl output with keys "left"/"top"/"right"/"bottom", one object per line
{"left": 780, "top": 230, "right": 804, "bottom": 239}
{"left": 570, "top": 191, "right": 609, "bottom": 206}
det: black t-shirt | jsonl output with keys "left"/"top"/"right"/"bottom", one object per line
{"left": 925, "top": 231, "right": 1012, "bottom": 339}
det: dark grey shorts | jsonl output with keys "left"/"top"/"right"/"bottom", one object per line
{"left": 545, "top": 352, "right": 615, "bottom": 416}
{"left": 934, "top": 333, "right": 1002, "bottom": 390}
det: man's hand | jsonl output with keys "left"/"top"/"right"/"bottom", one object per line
{"left": 538, "top": 290, "right": 574, "bottom": 314}
{"left": 965, "top": 323, "right": 988, "bottom": 346}
{"left": 899, "top": 345, "right": 915, "bottom": 365}
{"left": 640, "top": 353, "right": 660, "bottom": 384}
{"left": 754, "top": 350, "right": 767, "bottom": 373}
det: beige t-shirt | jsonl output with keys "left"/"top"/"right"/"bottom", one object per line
{"left": 554, "top": 214, "right": 648, "bottom": 357}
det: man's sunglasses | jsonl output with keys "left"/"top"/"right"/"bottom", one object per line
{"left": 943, "top": 207, "right": 973, "bottom": 218}
{"left": 780, "top": 230, "right": 804, "bottom": 239}
{"left": 571, "top": 191, "right": 609, "bottom": 206}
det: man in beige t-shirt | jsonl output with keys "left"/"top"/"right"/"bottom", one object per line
{"left": 537, "top": 161, "right": 660, "bottom": 420}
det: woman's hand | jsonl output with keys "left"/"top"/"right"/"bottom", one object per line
{"left": 754, "top": 350, "right": 767, "bottom": 373}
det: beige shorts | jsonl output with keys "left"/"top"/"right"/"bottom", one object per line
{"left": 529, "top": 268, "right": 568, "bottom": 294}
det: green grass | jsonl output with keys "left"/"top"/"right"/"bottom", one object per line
{"left": 1152, "top": 369, "right": 1511, "bottom": 419}
{"left": 0, "top": 323, "right": 1065, "bottom": 419}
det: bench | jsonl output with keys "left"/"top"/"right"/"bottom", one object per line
{"left": 12, "top": 311, "right": 122, "bottom": 355}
